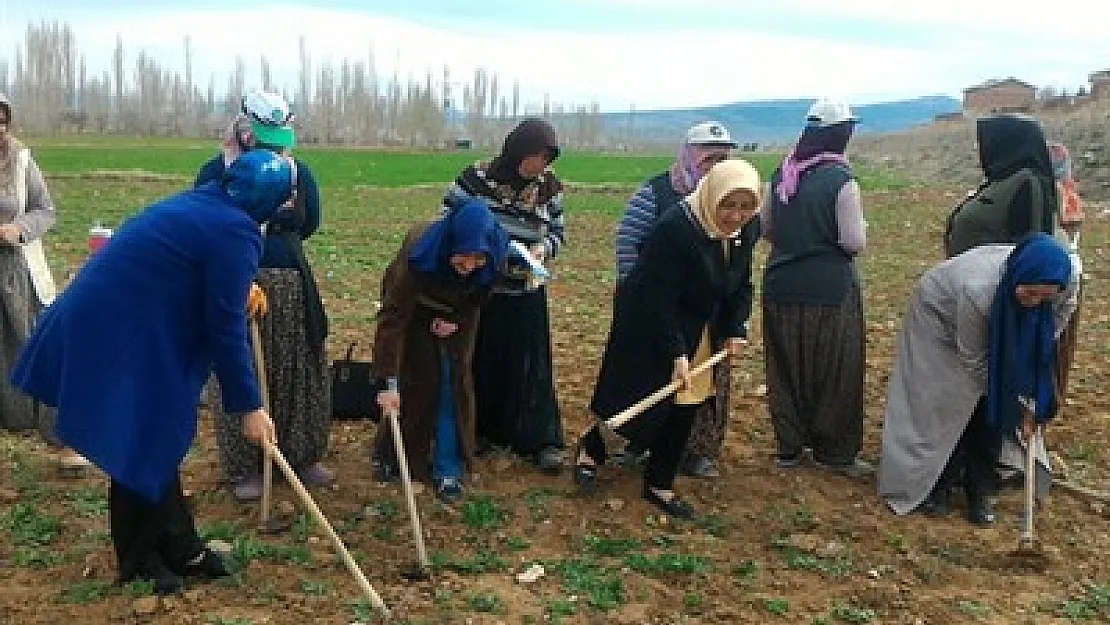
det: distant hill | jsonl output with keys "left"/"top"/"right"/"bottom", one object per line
{"left": 603, "top": 96, "right": 962, "bottom": 146}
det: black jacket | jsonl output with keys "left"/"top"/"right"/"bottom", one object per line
{"left": 590, "top": 205, "right": 759, "bottom": 422}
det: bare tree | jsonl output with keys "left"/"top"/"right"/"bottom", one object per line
{"left": 297, "top": 36, "right": 311, "bottom": 125}
{"left": 228, "top": 55, "right": 246, "bottom": 113}
{"left": 62, "top": 24, "right": 76, "bottom": 111}
{"left": 511, "top": 79, "right": 520, "bottom": 121}
{"left": 315, "top": 61, "right": 337, "bottom": 144}
{"left": 488, "top": 73, "right": 499, "bottom": 121}
{"left": 77, "top": 56, "right": 87, "bottom": 116}
{"left": 260, "top": 55, "right": 273, "bottom": 91}
{"left": 467, "top": 68, "right": 488, "bottom": 145}
{"left": 0, "top": 20, "right": 608, "bottom": 147}
{"left": 184, "top": 35, "right": 193, "bottom": 126}
{"left": 113, "top": 34, "right": 124, "bottom": 131}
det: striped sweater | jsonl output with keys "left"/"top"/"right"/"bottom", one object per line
{"left": 616, "top": 173, "right": 678, "bottom": 281}
{"left": 443, "top": 160, "right": 566, "bottom": 293}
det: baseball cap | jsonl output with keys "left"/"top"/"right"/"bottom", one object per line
{"left": 242, "top": 91, "right": 295, "bottom": 149}
{"left": 805, "top": 98, "right": 858, "bottom": 128}
{"left": 685, "top": 122, "right": 738, "bottom": 148}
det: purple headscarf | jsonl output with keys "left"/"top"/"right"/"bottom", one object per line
{"left": 775, "top": 122, "right": 855, "bottom": 203}
{"left": 670, "top": 143, "right": 732, "bottom": 196}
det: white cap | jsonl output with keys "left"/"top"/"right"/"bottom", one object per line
{"left": 805, "top": 98, "right": 858, "bottom": 128}
{"left": 241, "top": 90, "right": 295, "bottom": 148}
{"left": 242, "top": 91, "right": 293, "bottom": 126}
{"left": 685, "top": 121, "right": 738, "bottom": 148}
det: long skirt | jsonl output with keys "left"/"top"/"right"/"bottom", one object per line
{"left": 680, "top": 359, "right": 731, "bottom": 463}
{"left": 0, "top": 247, "right": 58, "bottom": 445}
{"left": 213, "top": 268, "right": 330, "bottom": 481}
{"left": 473, "top": 287, "right": 564, "bottom": 456}
{"left": 762, "top": 283, "right": 865, "bottom": 465}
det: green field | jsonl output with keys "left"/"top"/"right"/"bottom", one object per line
{"left": 27, "top": 135, "right": 903, "bottom": 190}
{"left": 29, "top": 139, "right": 772, "bottom": 188}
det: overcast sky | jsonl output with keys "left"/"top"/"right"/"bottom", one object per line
{"left": 3, "top": 0, "right": 1107, "bottom": 112}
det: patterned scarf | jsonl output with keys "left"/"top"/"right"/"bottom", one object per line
{"left": 775, "top": 123, "right": 853, "bottom": 203}
{"left": 670, "top": 144, "right": 732, "bottom": 197}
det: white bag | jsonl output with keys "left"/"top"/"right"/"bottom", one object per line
{"left": 13, "top": 148, "right": 58, "bottom": 306}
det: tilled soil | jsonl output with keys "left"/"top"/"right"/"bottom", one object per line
{"left": 2, "top": 186, "right": 1109, "bottom": 625}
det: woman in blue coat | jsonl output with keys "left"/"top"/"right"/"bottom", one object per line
{"left": 11, "top": 150, "right": 292, "bottom": 594}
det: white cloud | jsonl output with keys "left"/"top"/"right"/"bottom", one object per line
{"left": 2, "top": 2, "right": 1108, "bottom": 111}
{"left": 781, "top": 0, "right": 1110, "bottom": 37}
{"left": 583, "top": 0, "right": 1110, "bottom": 39}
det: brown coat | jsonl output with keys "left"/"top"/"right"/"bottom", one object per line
{"left": 372, "top": 225, "right": 488, "bottom": 480}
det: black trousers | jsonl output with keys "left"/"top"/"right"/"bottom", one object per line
{"left": 582, "top": 402, "right": 700, "bottom": 491}
{"left": 936, "top": 399, "right": 1002, "bottom": 498}
{"left": 110, "top": 474, "right": 205, "bottom": 582}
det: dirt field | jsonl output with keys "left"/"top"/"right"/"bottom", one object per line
{"left": 2, "top": 181, "right": 1109, "bottom": 625}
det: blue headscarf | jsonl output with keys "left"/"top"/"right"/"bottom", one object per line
{"left": 222, "top": 150, "right": 294, "bottom": 223}
{"left": 986, "top": 233, "right": 1072, "bottom": 431}
{"left": 408, "top": 198, "right": 508, "bottom": 286}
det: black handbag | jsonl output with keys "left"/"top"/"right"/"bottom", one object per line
{"left": 330, "top": 343, "right": 384, "bottom": 422}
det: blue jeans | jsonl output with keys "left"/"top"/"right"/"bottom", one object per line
{"left": 432, "top": 353, "right": 463, "bottom": 483}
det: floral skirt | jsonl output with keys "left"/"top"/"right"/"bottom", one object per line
{"left": 211, "top": 268, "right": 330, "bottom": 481}
{"left": 0, "top": 248, "right": 57, "bottom": 445}
{"left": 680, "top": 359, "right": 731, "bottom": 463}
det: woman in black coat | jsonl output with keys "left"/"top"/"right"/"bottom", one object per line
{"left": 573, "top": 159, "right": 761, "bottom": 519}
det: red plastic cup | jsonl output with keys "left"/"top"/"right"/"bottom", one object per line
{"left": 88, "top": 226, "right": 112, "bottom": 253}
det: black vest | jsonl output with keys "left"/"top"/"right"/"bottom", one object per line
{"left": 763, "top": 164, "right": 858, "bottom": 305}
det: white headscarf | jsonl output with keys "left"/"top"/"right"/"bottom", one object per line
{"left": 686, "top": 159, "right": 761, "bottom": 239}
